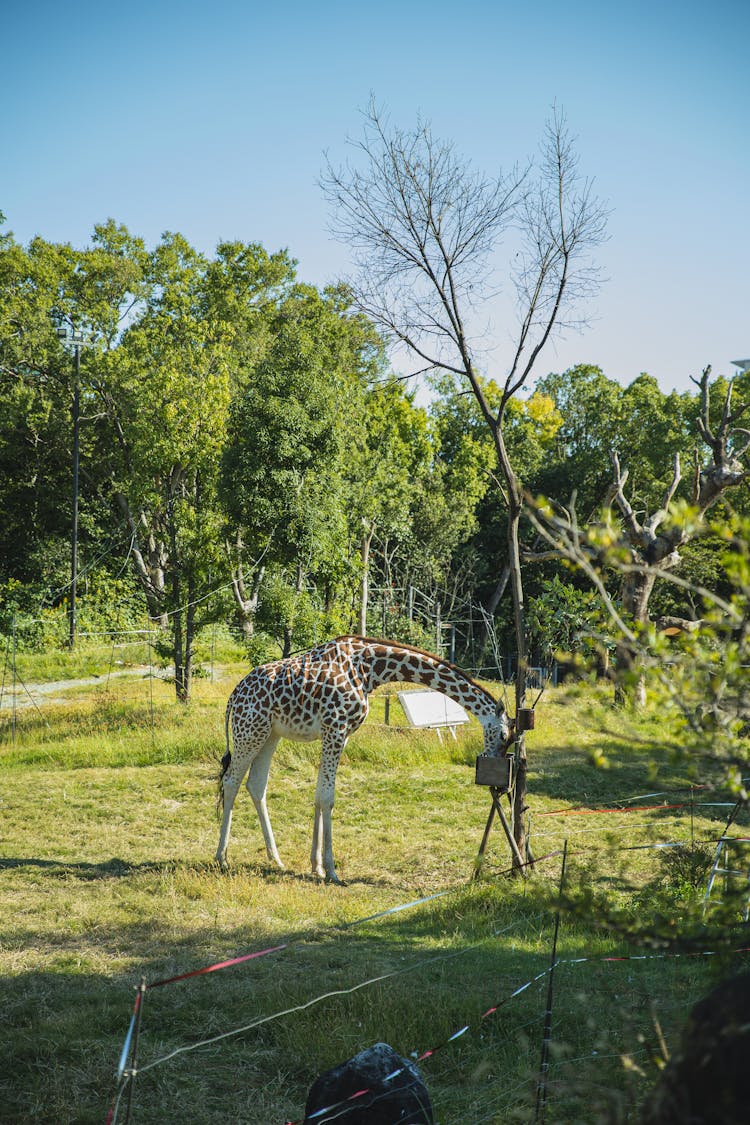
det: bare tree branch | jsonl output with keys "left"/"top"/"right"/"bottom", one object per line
{"left": 610, "top": 450, "right": 642, "bottom": 543}
{"left": 322, "top": 99, "right": 607, "bottom": 869}
{"left": 644, "top": 453, "right": 681, "bottom": 537}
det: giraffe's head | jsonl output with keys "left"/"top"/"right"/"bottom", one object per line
{"left": 483, "top": 699, "right": 513, "bottom": 755}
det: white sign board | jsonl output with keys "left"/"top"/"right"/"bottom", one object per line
{"left": 397, "top": 689, "right": 469, "bottom": 740}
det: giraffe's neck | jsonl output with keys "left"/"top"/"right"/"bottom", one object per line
{"left": 349, "top": 637, "right": 497, "bottom": 722}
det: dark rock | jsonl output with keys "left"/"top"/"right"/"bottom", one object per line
{"left": 303, "top": 1042, "right": 433, "bottom": 1124}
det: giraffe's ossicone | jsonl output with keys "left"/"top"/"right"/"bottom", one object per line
{"left": 216, "top": 635, "right": 513, "bottom": 883}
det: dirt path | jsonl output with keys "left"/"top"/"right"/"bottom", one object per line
{"left": 0, "top": 666, "right": 157, "bottom": 711}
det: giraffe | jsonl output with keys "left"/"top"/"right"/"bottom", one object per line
{"left": 216, "top": 635, "right": 513, "bottom": 883}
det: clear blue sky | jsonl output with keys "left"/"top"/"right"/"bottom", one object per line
{"left": 3, "top": 0, "right": 748, "bottom": 394}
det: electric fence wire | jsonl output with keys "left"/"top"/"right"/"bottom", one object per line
{"left": 9, "top": 554, "right": 237, "bottom": 638}
{"left": 73, "top": 575, "right": 238, "bottom": 634}
{"left": 122, "top": 915, "right": 544, "bottom": 1077}
{"left": 109, "top": 909, "right": 545, "bottom": 1124}
{"left": 107, "top": 834, "right": 750, "bottom": 1124}
{"left": 0, "top": 660, "right": 53, "bottom": 731}
{"left": 454, "top": 952, "right": 727, "bottom": 1125}
{"left": 282, "top": 940, "right": 748, "bottom": 1125}
{"left": 478, "top": 831, "right": 743, "bottom": 878}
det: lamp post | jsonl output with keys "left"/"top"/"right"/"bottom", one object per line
{"left": 70, "top": 338, "right": 81, "bottom": 649}
{"left": 55, "top": 322, "right": 86, "bottom": 649}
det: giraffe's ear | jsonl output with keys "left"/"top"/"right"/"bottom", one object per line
{"left": 495, "top": 698, "right": 506, "bottom": 717}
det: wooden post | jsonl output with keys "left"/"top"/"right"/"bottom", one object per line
{"left": 473, "top": 800, "right": 498, "bottom": 880}
{"left": 473, "top": 782, "right": 526, "bottom": 878}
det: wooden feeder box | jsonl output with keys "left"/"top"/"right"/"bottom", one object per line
{"left": 516, "top": 708, "right": 536, "bottom": 731}
{"left": 475, "top": 753, "right": 512, "bottom": 791}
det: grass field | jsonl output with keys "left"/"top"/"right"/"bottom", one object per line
{"left": 1, "top": 649, "right": 748, "bottom": 1124}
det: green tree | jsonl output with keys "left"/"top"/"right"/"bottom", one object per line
{"left": 221, "top": 282, "right": 384, "bottom": 652}
{"left": 345, "top": 379, "right": 433, "bottom": 633}
{"left": 605, "top": 367, "right": 749, "bottom": 703}
{"left": 93, "top": 231, "right": 237, "bottom": 699}
{"left": 429, "top": 373, "right": 564, "bottom": 639}
{"left": 0, "top": 218, "right": 149, "bottom": 632}
{"left": 535, "top": 364, "right": 628, "bottom": 514}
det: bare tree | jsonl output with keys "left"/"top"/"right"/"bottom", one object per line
{"left": 608, "top": 366, "right": 749, "bottom": 704}
{"left": 322, "top": 101, "right": 607, "bottom": 866}
{"left": 526, "top": 495, "right": 750, "bottom": 770}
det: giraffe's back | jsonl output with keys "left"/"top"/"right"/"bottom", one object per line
{"left": 230, "top": 643, "right": 369, "bottom": 745}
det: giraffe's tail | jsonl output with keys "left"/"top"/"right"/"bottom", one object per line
{"left": 216, "top": 692, "right": 234, "bottom": 813}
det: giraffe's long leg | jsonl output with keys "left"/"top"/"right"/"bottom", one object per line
{"left": 311, "top": 804, "right": 325, "bottom": 880}
{"left": 215, "top": 720, "right": 272, "bottom": 868}
{"left": 216, "top": 771, "right": 241, "bottom": 869}
{"left": 246, "top": 735, "right": 284, "bottom": 869}
{"left": 312, "top": 727, "right": 348, "bottom": 884}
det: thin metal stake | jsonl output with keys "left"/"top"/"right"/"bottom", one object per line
{"left": 535, "top": 839, "right": 568, "bottom": 1124}
{"left": 12, "top": 614, "right": 17, "bottom": 745}
{"left": 123, "top": 978, "right": 147, "bottom": 1125}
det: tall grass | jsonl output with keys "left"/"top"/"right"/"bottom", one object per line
{"left": 1, "top": 661, "right": 748, "bottom": 1124}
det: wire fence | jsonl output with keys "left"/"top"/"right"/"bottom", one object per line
{"left": 103, "top": 791, "right": 750, "bottom": 1125}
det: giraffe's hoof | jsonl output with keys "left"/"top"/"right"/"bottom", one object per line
{"left": 325, "top": 871, "right": 343, "bottom": 886}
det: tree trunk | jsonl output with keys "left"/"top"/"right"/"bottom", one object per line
{"left": 168, "top": 514, "right": 192, "bottom": 705}
{"left": 229, "top": 531, "right": 265, "bottom": 641}
{"left": 494, "top": 423, "right": 529, "bottom": 873}
{"left": 359, "top": 521, "right": 375, "bottom": 636}
{"left": 182, "top": 578, "right": 196, "bottom": 703}
{"left": 476, "top": 563, "right": 511, "bottom": 667}
{"left": 282, "top": 561, "right": 306, "bottom": 658}
{"left": 116, "top": 493, "right": 169, "bottom": 626}
{"left": 173, "top": 603, "right": 186, "bottom": 703}
{"left": 615, "top": 568, "right": 658, "bottom": 708}
{"left": 508, "top": 495, "right": 529, "bottom": 868}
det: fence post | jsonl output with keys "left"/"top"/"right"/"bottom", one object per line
{"left": 12, "top": 614, "right": 17, "bottom": 745}
{"left": 536, "top": 840, "right": 568, "bottom": 1123}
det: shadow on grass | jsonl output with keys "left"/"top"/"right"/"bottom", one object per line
{"left": 0, "top": 887, "right": 557, "bottom": 1124}
{"left": 528, "top": 736, "right": 697, "bottom": 808}
{"left": 0, "top": 904, "right": 724, "bottom": 1125}
{"left": 1, "top": 869, "right": 733, "bottom": 1125}
{"left": 0, "top": 854, "right": 405, "bottom": 899}
{"left": 0, "top": 856, "right": 161, "bottom": 878}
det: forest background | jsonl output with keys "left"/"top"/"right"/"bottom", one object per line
{"left": 2, "top": 215, "right": 748, "bottom": 699}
